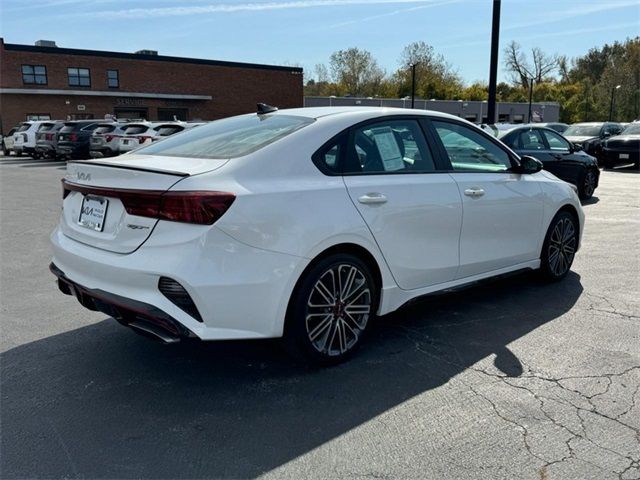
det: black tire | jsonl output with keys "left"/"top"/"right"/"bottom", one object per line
{"left": 578, "top": 169, "right": 597, "bottom": 200}
{"left": 539, "top": 211, "right": 578, "bottom": 282}
{"left": 283, "top": 253, "right": 378, "bottom": 365}
{"left": 15, "top": 151, "right": 22, "bottom": 157}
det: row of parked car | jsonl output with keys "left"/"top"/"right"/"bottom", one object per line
{"left": 1, "top": 119, "right": 203, "bottom": 160}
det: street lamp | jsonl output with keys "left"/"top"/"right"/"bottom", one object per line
{"left": 409, "top": 63, "right": 417, "bottom": 109}
{"left": 609, "top": 84, "right": 621, "bottom": 121}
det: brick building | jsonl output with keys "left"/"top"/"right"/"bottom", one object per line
{"left": 0, "top": 39, "right": 303, "bottom": 134}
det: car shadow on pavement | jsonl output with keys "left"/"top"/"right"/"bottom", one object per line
{"left": 0, "top": 271, "right": 583, "bottom": 479}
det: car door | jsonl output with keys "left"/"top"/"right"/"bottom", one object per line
{"left": 339, "top": 117, "right": 462, "bottom": 290}
{"left": 506, "top": 128, "right": 561, "bottom": 176}
{"left": 429, "top": 119, "right": 544, "bottom": 279}
{"left": 540, "top": 128, "right": 582, "bottom": 185}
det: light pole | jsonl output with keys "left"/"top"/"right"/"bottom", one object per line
{"left": 410, "top": 63, "right": 417, "bottom": 109}
{"left": 527, "top": 78, "right": 534, "bottom": 123}
{"left": 609, "top": 84, "right": 621, "bottom": 121}
{"left": 487, "top": 0, "right": 501, "bottom": 124}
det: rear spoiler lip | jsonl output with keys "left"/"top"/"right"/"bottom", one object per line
{"left": 68, "top": 160, "right": 190, "bottom": 177}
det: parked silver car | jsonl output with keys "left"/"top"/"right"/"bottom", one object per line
{"left": 35, "top": 121, "right": 65, "bottom": 159}
{"left": 90, "top": 122, "right": 127, "bottom": 158}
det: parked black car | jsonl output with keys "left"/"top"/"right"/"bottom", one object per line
{"left": 56, "top": 120, "right": 100, "bottom": 160}
{"left": 563, "top": 122, "right": 624, "bottom": 164}
{"left": 601, "top": 123, "right": 640, "bottom": 170}
{"left": 499, "top": 126, "right": 600, "bottom": 200}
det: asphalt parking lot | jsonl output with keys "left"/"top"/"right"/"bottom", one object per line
{"left": 0, "top": 155, "right": 638, "bottom": 480}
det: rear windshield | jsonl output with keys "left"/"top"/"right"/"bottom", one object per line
{"left": 60, "top": 124, "right": 78, "bottom": 133}
{"left": 17, "top": 123, "right": 32, "bottom": 132}
{"left": 155, "top": 126, "right": 184, "bottom": 136}
{"left": 123, "top": 125, "right": 149, "bottom": 135}
{"left": 38, "top": 123, "right": 57, "bottom": 131}
{"left": 137, "top": 114, "right": 314, "bottom": 159}
{"left": 564, "top": 125, "right": 601, "bottom": 137}
{"left": 93, "top": 125, "right": 117, "bottom": 134}
{"left": 622, "top": 124, "right": 640, "bottom": 135}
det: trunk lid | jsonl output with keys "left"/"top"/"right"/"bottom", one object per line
{"left": 61, "top": 155, "right": 229, "bottom": 253}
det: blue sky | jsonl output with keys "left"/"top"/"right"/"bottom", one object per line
{"left": 1, "top": 0, "right": 638, "bottom": 84}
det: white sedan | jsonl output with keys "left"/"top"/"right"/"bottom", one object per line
{"left": 50, "top": 106, "right": 584, "bottom": 364}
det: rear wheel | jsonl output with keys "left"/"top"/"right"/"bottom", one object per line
{"left": 539, "top": 211, "right": 578, "bottom": 282}
{"left": 284, "top": 254, "right": 377, "bottom": 365}
{"left": 578, "top": 170, "right": 597, "bottom": 200}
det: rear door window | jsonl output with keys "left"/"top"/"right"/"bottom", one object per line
{"left": 344, "top": 119, "right": 436, "bottom": 174}
{"left": 17, "top": 124, "right": 32, "bottom": 132}
{"left": 516, "top": 130, "right": 546, "bottom": 150}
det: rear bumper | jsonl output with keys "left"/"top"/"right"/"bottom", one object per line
{"left": 50, "top": 262, "right": 193, "bottom": 342}
{"left": 35, "top": 144, "right": 56, "bottom": 156}
{"left": 50, "top": 223, "right": 308, "bottom": 341}
{"left": 602, "top": 148, "right": 639, "bottom": 166}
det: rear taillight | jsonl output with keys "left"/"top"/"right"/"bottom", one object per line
{"left": 137, "top": 136, "right": 150, "bottom": 144}
{"left": 62, "top": 180, "right": 235, "bottom": 225}
{"left": 105, "top": 135, "right": 119, "bottom": 142}
{"left": 46, "top": 133, "right": 54, "bottom": 141}
{"left": 70, "top": 133, "right": 78, "bottom": 142}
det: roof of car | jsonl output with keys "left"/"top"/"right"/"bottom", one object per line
{"left": 273, "top": 106, "right": 462, "bottom": 121}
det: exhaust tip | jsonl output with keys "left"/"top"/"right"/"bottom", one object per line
{"left": 129, "top": 320, "right": 180, "bottom": 344}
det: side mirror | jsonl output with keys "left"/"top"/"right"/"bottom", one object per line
{"left": 572, "top": 143, "right": 583, "bottom": 152}
{"left": 602, "top": 130, "right": 612, "bottom": 138}
{"left": 516, "top": 155, "right": 544, "bottom": 174}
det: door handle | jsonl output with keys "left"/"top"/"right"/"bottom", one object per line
{"left": 358, "top": 193, "right": 387, "bottom": 204}
{"left": 464, "top": 188, "right": 485, "bottom": 198}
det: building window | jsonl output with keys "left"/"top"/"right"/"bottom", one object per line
{"left": 22, "top": 65, "right": 48, "bottom": 85}
{"left": 68, "top": 68, "right": 91, "bottom": 87}
{"left": 107, "top": 69, "right": 119, "bottom": 88}
{"left": 26, "top": 113, "right": 51, "bottom": 121}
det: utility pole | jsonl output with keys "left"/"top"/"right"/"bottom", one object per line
{"left": 410, "top": 63, "right": 417, "bottom": 109}
{"left": 486, "top": 0, "right": 501, "bottom": 124}
{"left": 609, "top": 84, "right": 621, "bottom": 121}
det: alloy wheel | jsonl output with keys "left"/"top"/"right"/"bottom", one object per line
{"left": 305, "top": 264, "right": 371, "bottom": 356}
{"left": 547, "top": 217, "right": 576, "bottom": 277}
{"left": 583, "top": 171, "right": 596, "bottom": 198}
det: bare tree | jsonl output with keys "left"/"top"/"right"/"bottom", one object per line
{"left": 503, "top": 41, "right": 559, "bottom": 88}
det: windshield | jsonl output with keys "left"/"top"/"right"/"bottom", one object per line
{"left": 137, "top": 114, "right": 314, "bottom": 159}
{"left": 17, "top": 124, "right": 32, "bottom": 132}
{"left": 564, "top": 125, "right": 601, "bottom": 137}
{"left": 621, "top": 124, "right": 640, "bottom": 135}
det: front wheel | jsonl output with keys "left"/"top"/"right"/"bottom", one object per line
{"left": 284, "top": 254, "right": 378, "bottom": 365}
{"left": 578, "top": 170, "right": 597, "bottom": 200}
{"left": 539, "top": 211, "right": 578, "bottom": 282}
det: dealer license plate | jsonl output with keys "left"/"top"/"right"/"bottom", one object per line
{"left": 78, "top": 195, "right": 108, "bottom": 232}
{"left": 620, "top": 153, "right": 629, "bottom": 159}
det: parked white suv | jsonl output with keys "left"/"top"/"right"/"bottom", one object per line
{"left": 118, "top": 122, "right": 191, "bottom": 154}
{"left": 13, "top": 121, "right": 52, "bottom": 157}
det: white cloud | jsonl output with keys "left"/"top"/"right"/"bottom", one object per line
{"left": 74, "top": 0, "right": 459, "bottom": 19}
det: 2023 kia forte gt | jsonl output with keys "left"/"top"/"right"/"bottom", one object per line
{"left": 51, "top": 106, "right": 584, "bottom": 364}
